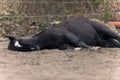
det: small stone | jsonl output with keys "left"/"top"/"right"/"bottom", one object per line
{"left": 91, "top": 47, "right": 100, "bottom": 51}
{"left": 74, "top": 47, "right": 81, "bottom": 51}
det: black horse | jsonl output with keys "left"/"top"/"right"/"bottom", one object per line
{"left": 6, "top": 17, "right": 120, "bottom": 52}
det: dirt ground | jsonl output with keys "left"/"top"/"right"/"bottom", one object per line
{"left": 0, "top": 41, "right": 120, "bottom": 80}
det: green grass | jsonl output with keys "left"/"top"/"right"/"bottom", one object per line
{"left": 15, "top": 17, "right": 26, "bottom": 24}
{"left": 38, "top": 24, "right": 48, "bottom": 31}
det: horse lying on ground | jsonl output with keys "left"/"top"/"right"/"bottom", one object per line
{"left": 6, "top": 17, "right": 120, "bottom": 52}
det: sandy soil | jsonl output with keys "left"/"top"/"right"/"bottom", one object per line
{"left": 0, "top": 41, "right": 120, "bottom": 80}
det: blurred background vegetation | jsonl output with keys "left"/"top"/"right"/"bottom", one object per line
{"left": 0, "top": 0, "right": 120, "bottom": 37}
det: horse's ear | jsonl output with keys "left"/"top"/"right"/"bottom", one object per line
{"left": 5, "top": 35, "right": 15, "bottom": 41}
